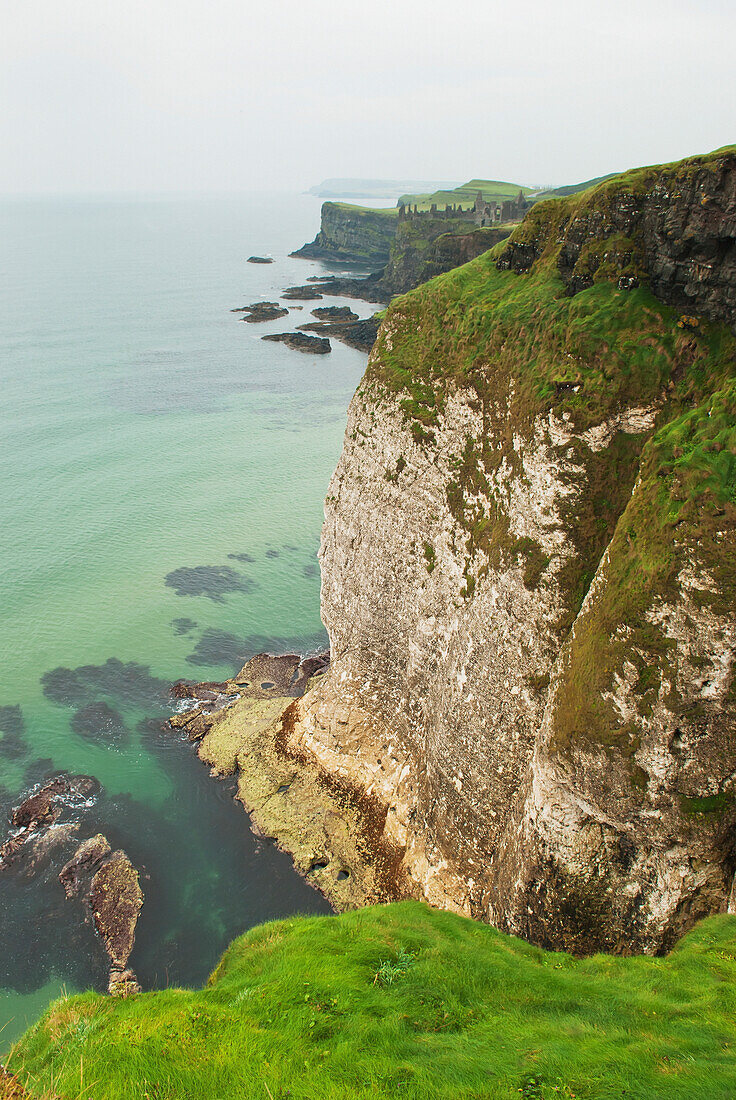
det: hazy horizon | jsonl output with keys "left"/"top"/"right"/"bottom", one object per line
{"left": 2, "top": 0, "right": 734, "bottom": 197}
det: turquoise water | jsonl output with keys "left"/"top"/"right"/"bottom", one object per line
{"left": 0, "top": 193, "right": 371, "bottom": 1048}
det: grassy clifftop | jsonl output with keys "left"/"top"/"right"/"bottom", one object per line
{"left": 7, "top": 902, "right": 736, "bottom": 1099}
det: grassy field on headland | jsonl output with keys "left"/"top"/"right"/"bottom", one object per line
{"left": 5, "top": 901, "right": 736, "bottom": 1099}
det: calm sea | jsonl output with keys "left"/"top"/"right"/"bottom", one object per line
{"left": 0, "top": 192, "right": 374, "bottom": 1048}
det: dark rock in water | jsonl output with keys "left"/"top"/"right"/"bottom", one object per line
{"left": 71, "top": 701, "right": 128, "bottom": 743}
{"left": 295, "top": 274, "right": 389, "bottom": 304}
{"left": 281, "top": 286, "right": 324, "bottom": 301}
{"left": 89, "top": 849, "right": 143, "bottom": 975}
{"left": 227, "top": 552, "right": 255, "bottom": 564}
{"left": 59, "top": 833, "right": 112, "bottom": 898}
{"left": 164, "top": 564, "right": 256, "bottom": 601}
{"left": 232, "top": 301, "right": 289, "bottom": 323}
{"left": 11, "top": 777, "right": 70, "bottom": 831}
{"left": 0, "top": 705, "right": 26, "bottom": 759}
{"left": 298, "top": 314, "right": 380, "bottom": 353}
{"left": 185, "top": 626, "right": 329, "bottom": 670}
{"left": 0, "top": 774, "right": 100, "bottom": 870}
{"left": 247, "top": 256, "right": 274, "bottom": 264}
{"left": 311, "top": 305, "right": 358, "bottom": 322}
{"left": 262, "top": 332, "right": 331, "bottom": 354}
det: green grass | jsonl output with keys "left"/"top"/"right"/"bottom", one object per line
{"left": 399, "top": 179, "right": 531, "bottom": 211}
{"left": 327, "top": 203, "right": 399, "bottom": 219}
{"left": 7, "top": 902, "right": 736, "bottom": 1099}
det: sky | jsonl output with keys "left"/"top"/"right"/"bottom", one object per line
{"left": 1, "top": 0, "right": 734, "bottom": 195}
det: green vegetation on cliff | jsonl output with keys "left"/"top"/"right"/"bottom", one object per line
{"left": 7, "top": 902, "right": 736, "bottom": 1099}
{"left": 398, "top": 179, "right": 532, "bottom": 211}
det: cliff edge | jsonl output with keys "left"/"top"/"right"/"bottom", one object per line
{"left": 279, "top": 146, "right": 736, "bottom": 954}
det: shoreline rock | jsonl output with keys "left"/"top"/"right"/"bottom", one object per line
{"left": 262, "top": 332, "right": 331, "bottom": 354}
{"left": 297, "top": 314, "right": 380, "bottom": 353}
{"left": 90, "top": 850, "right": 143, "bottom": 993}
{"left": 310, "top": 306, "right": 358, "bottom": 322}
{"left": 165, "top": 651, "right": 397, "bottom": 912}
{"left": 0, "top": 775, "right": 99, "bottom": 870}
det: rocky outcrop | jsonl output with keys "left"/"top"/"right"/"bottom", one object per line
{"left": 0, "top": 775, "right": 99, "bottom": 870}
{"left": 311, "top": 306, "right": 359, "bottom": 322}
{"left": 298, "top": 315, "right": 380, "bottom": 353}
{"left": 498, "top": 147, "right": 736, "bottom": 329}
{"left": 262, "top": 332, "right": 331, "bottom": 354}
{"left": 249, "top": 147, "right": 736, "bottom": 953}
{"left": 232, "top": 302, "right": 289, "bottom": 323}
{"left": 89, "top": 851, "right": 143, "bottom": 994}
{"left": 291, "top": 202, "right": 398, "bottom": 263}
{"left": 247, "top": 256, "right": 274, "bottom": 264}
{"left": 60, "top": 835, "right": 144, "bottom": 995}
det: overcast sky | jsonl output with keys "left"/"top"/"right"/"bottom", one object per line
{"left": 1, "top": 0, "right": 734, "bottom": 195}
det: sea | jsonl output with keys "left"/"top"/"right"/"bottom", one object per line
{"left": 0, "top": 191, "right": 382, "bottom": 1049}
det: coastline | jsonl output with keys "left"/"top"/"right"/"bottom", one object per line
{"left": 169, "top": 651, "right": 405, "bottom": 912}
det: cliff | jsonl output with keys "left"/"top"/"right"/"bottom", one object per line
{"left": 291, "top": 202, "right": 398, "bottom": 263}
{"left": 273, "top": 146, "right": 736, "bottom": 954}
{"left": 376, "top": 219, "right": 510, "bottom": 296}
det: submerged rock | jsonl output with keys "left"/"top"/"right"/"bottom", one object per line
{"left": 262, "top": 332, "right": 331, "bottom": 354}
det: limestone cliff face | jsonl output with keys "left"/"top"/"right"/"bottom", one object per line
{"left": 285, "top": 148, "right": 736, "bottom": 953}
{"left": 291, "top": 202, "right": 398, "bottom": 263}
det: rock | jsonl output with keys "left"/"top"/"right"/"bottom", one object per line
{"left": 108, "top": 968, "right": 142, "bottom": 997}
{"left": 288, "top": 275, "right": 388, "bottom": 304}
{"left": 0, "top": 774, "right": 100, "bottom": 870}
{"left": 59, "top": 833, "right": 111, "bottom": 897}
{"left": 281, "top": 287, "right": 324, "bottom": 301}
{"left": 247, "top": 256, "right": 274, "bottom": 264}
{"left": 262, "top": 332, "right": 331, "bottom": 354}
{"left": 297, "top": 315, "right": 380, "bottom": 353}
{"left": 11, "top": 777, "right": 69, "bottom": 830}
{"left": 290, "top": 202, "right": 398, "bottom": 264}
{"left": 231, "top": 301, "right": 289, "bottom": 323}
{"left": 89, "top": 850, "right": 143, "bottom": 972}
{"left": 310, "top": 306, "right": 359, "bottom": 322}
